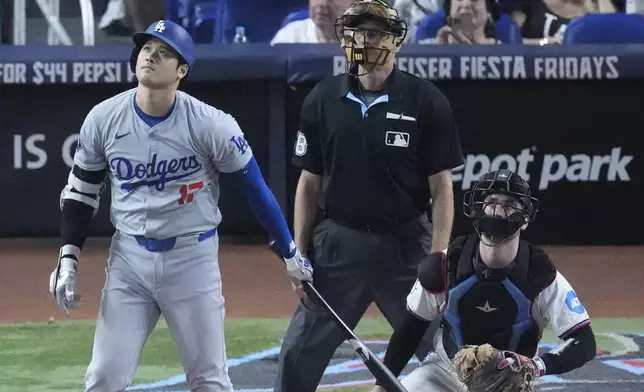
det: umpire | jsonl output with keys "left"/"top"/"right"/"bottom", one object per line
{"left": 275, "top": 1, "right": 465, "bottom": 391}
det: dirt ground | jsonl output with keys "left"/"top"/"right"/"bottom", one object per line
{"left": 0, "top": 237, "right": 642, "bottom": 324}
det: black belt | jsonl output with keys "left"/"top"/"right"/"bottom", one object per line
{"left": 331, "top": 214, "right": 423, "bottom": 233}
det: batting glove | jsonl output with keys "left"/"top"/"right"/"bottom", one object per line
{"left": 284, "top": 248, "right": 313, "bottom": 282}
{"left": 49, "top": 244, "right": 82, "bottom": 314}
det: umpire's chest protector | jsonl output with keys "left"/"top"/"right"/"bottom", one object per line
{"left": 441, "top": 235, "right": 557, "bottom": 357}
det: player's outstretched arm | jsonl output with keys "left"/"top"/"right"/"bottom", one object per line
{"left": 453, "top": 321, "right": 596, "bottom": 392}
{"left": 229, "top": 156, "right": 312, "bottom": 282}
{"left": 538, "top": 323, "right": 596, "bottom": 375}
{"left": 210, "top": 108, "right": 311, "bottom": 282}
{"left": 532, "top": 268, "right": 597, "bottom": 375}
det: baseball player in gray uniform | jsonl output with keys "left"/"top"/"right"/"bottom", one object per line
{"left": 47, "top": 20, "right": 312, "bottom": 392}
{"left": 370, "top": 170, "right": 597, "bottom": 391}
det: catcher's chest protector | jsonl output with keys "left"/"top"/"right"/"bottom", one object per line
{"left": 441, "top": 235, "right": 556, "bottom": 358}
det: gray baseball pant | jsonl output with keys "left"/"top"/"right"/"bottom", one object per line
{"left": 401, "top": 333, "right": 469, "bottom": 392}
{"left": 84, "top": 230, "right": 233, "bottom": 392}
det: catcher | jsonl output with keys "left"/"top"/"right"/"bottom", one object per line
{"left": 370, "top": 169, "right": 597, "bottom": 392}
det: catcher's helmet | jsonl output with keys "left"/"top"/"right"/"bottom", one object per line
{"left": 334, "top": 0, "right": 407, "bottom": 75}
{"left": 463, "top": 169, "right": 540, "bottom": 245}
{"left": 129, "top": 20, "right": 196, "bottom": 74}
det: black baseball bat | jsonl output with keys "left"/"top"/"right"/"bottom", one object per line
{"left": 268, "top": 240, "right": 408, "bottom": 392}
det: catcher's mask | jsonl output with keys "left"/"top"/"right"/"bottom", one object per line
{"left": 334, "top": 0, "right": 408, "bottom": 76}
{"left": 463, "top": 169, "right": 539, "bottom": 247}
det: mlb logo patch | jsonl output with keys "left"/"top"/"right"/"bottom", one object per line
{"left": 385, "top": 131, "right": 410, "bottom": 148}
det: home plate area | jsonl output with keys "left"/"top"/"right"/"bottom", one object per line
{"left": 129, "top": 333, "right": 644, "bottom": 392}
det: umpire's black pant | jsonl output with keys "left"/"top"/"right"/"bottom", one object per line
{"left": 274, "top": 215, "right": 435, "bottom": 392}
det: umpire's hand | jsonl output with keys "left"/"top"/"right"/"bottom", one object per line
{"left": 290, "top": 278, "right": 308, "bottom": 300}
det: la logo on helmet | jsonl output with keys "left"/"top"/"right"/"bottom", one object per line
{"left": 154, "top": 21, "right": 166, "bottom": 33}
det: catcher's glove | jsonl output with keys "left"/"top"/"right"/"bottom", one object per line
{"left": 452, "top": 344, "right": 546, "bottom": 392}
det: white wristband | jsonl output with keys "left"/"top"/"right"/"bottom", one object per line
{"left": 61, "top": 244, "right": 81, "bottom": 259}
{"left": 532, "top": 356, "right": 546, "bottom": 377}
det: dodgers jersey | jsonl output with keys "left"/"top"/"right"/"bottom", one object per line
{"left": 73, "top": 88, "right": 253, "bottom": 239}
{"left": 407, "top": 271, "right": 591, "bottom": 339}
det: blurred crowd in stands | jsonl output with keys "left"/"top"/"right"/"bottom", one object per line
{"left": 269, "top": 0, "right": 644, "bottom": 45}
{"left": 1, "top": 0, "right": 643, "bottom": 45}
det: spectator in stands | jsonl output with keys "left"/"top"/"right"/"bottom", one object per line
{"left": 434, "top": 0, "right": 501, "bottom": 44}
{"left": 124, "top": 0, "right": 164, "bottom": 33}
{"left": 392, "top": 0, "right": 444, "bottom": 41}
{"left": 271, "top": 0, "right": 354, "bottom": 44}
{"left": 499, "top": 0, "right": 616, "bottom": 45}
{"left": 99, "top": 0, "right": 165, "bottom": 37}
{"left": 99, "top": 0, "right": 133, "bottom": 36}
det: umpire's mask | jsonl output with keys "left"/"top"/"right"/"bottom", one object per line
{"left": 334, "top": 0, "right": 407, "bottom": 77}
{"left": 463, "top": 169, "right": 540, "bottom": 247}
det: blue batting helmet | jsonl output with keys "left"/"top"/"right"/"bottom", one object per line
{"left": 129, "top": 20, "right": 196, "bottom": 73}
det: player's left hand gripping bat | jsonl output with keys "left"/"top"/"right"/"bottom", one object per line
{"left": 268, "top": 240, "right": 408, "bottom": 392}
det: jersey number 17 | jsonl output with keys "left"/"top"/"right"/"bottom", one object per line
{"left": 178, "top": 181, "right": 204, "bottom": 205}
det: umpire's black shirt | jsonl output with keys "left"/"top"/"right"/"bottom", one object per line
{"left": 292, "top": 66, "right": 465, "bottom": 231}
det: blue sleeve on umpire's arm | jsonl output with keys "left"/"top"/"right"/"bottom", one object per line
{"left": 229, "top": 157, "right": 296, "bottom": 258}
